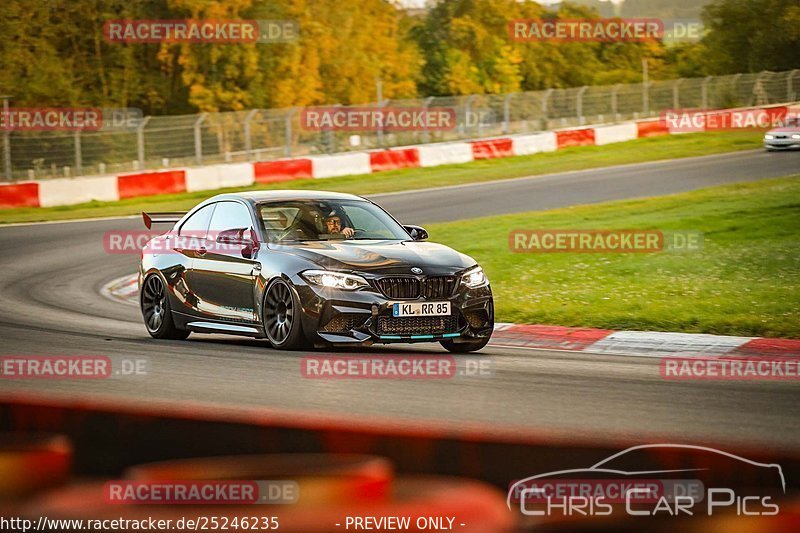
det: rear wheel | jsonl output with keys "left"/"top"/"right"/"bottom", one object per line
{"left": 263, "top": 279, "right": 307, "bottom": 350}
{"left": 141, "top": 274, "right": 189, "bottom": 340}
{"left": 440, "top": 336, "right": 490, "bottom": 353}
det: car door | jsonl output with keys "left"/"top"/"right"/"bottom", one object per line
{"left": 169, "top": 202, "right": 216, "bottom": 317}
{"left": 190, "top": 200, "right": 261, "bottom": 323}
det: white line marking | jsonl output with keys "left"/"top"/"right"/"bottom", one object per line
{"left": 0, "top": 213, "right": 138, "bottom": 228}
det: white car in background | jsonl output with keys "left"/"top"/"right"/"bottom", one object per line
{"left": 764, "top": 116, "right": 800, "bottom": 151}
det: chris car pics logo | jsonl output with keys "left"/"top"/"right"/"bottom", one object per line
{"left": 507, "top": 444, "right": 785, "bottom": 518}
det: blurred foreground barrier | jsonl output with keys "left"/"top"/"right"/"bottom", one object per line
{"left": 2, "top": 400, "right": 799, "bottom": 531}
{"left": 22, "top": 467, "right": 512, "bottom": 531}
{"left": 126, "top": 454, "right": 393, "bottom": 505}
{"left": 0, "top": 433, "right": 72, "bottom": 500}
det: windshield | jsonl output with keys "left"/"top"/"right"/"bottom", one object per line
{"left": 258, "top": 199, "right": 410, "bottom": 242}
{"left": 780, "top": 116, "right": 799, "bottom": 128}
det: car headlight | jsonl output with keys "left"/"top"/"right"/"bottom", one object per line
{"left": 301, "top": 270, "right": 369, "bottom": 290}
{"left": 461, "top": 265, "right": 488, "bottom": 288}
{"left": 764, "top": 134, "right": 774, "bottom": 140}
{"left": 792, "top": 134, "right": 800, "bottom": 139}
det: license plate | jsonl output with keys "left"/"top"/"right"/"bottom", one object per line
{"left": 392, "top": 302, "right": 450, "bottom": 317}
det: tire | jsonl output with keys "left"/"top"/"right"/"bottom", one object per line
{"left": 263, "top": 279, "right": 308, "bottom": 350}
{"left": 141, "top": 274, "right": 190, "bottom": 340}
{"left": 440, "top": 336, "right": 490, "bottom": 353}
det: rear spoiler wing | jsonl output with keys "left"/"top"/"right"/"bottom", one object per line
{"left": 142, "top": 212, "right": 186, "bottom": 229}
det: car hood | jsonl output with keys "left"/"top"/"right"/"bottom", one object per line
{"left": 767, "top": 126, "right": 800, "bottom": 134}
{"left": 267, "top": 239, "right": 476, "bottom": 276}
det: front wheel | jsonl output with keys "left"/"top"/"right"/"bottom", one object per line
{"left": 141, "top": 274, "right": 190, "bottom": 340}
{"left": 263, "top": 279, "right": 308, "bottom": 350}
{"left": 440, "top": 336, "right": 490, "bottom": 353}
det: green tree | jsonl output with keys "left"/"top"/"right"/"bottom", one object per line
{"left": 414, "top": 0, "right": 671, "bottom": 95}
{"left": 249, "top": 0, "right": 421, "bottom": 107}
{"left": 0, "top": 0, "right": 183, "bottom": 112}
{"left": 701, "top": 0, "right": 800, "bottom": 73}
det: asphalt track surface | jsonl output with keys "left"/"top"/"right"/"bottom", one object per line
{"left": 1, "top": 149, "right": 799, "bottom": 451}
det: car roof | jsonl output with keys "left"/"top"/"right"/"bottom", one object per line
{"left": 206, "top": 190, "right": 365, "bottom": 204}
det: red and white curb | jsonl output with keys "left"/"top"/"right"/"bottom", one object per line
{"left": 491, "top": 323, "right": 800, "bottom": 357}
{"left": 3, "top": 102, "right": 796, "bottom": 209}
{"left": 103, "top": 276, "right": 800, "bottom": 357}
{"left": 100, "top": 273, "right": 139, "bottom": 306}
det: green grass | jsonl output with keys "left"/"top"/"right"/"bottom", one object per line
{"left": 428, "top": 175, "right": 800, "bottom": 339}
{"left": 0, "top": 129, "right": 761, "bottom": 224}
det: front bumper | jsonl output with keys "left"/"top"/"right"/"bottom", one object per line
{"left": 292, "top": 276, "right": 494, "bottom": 347}
{"left": 764, "top": 139, "right": 800, "bottom": 150}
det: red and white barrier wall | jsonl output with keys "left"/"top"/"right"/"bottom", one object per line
{"left": 511, "top": 132, "right": 557, "bottom": 155}
{"left": 416, "top": 142, "right": 473, "bottom": 167}
{"left": 253, "top": 159, "right": 312, "bottom": 183}
{"left": 1, "top": 103, "right": 793, "bottom": 209}
{"left": 310, "top": 153, "right": 372, "bottom": 178}
{"left": 185, "top": 163, "right": 254, "bottom": 192}
{"left": 594, "top": 122, "right": 639, "bottom": 145}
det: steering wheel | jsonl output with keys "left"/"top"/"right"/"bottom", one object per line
{"left": 273, "top": 224, "right": 308, "bottom": 242}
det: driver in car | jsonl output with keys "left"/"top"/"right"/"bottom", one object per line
{"left": 324, "top": 212, "right": 355, "bottom": 238}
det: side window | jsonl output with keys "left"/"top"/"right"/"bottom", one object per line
{"left": 179, "top": 204, "right": 215, "bottom": 238}
{"left": 208, "top": 201, "right": 253, "bottom": 233}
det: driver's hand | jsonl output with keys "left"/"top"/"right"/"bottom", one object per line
{"left": 342, "top": 227, "right": 355, "bottom": 238}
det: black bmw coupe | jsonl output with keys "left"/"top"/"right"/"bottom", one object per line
{"left": 139, "top": 191, "right": 493, "bottom": 352}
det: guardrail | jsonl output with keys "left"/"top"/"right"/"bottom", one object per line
{"left": 2, "top": 103, "right": 796, "bottom": 209}
{"left": 1, "top": 70, "right": 798, "bottom": 182}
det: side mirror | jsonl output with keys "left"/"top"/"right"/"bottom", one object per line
{"left": 216, "top": 228, "right": 259, "bottom": 258}
{"left": 404, "top": 225, "right": 429, "bottom": 241}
